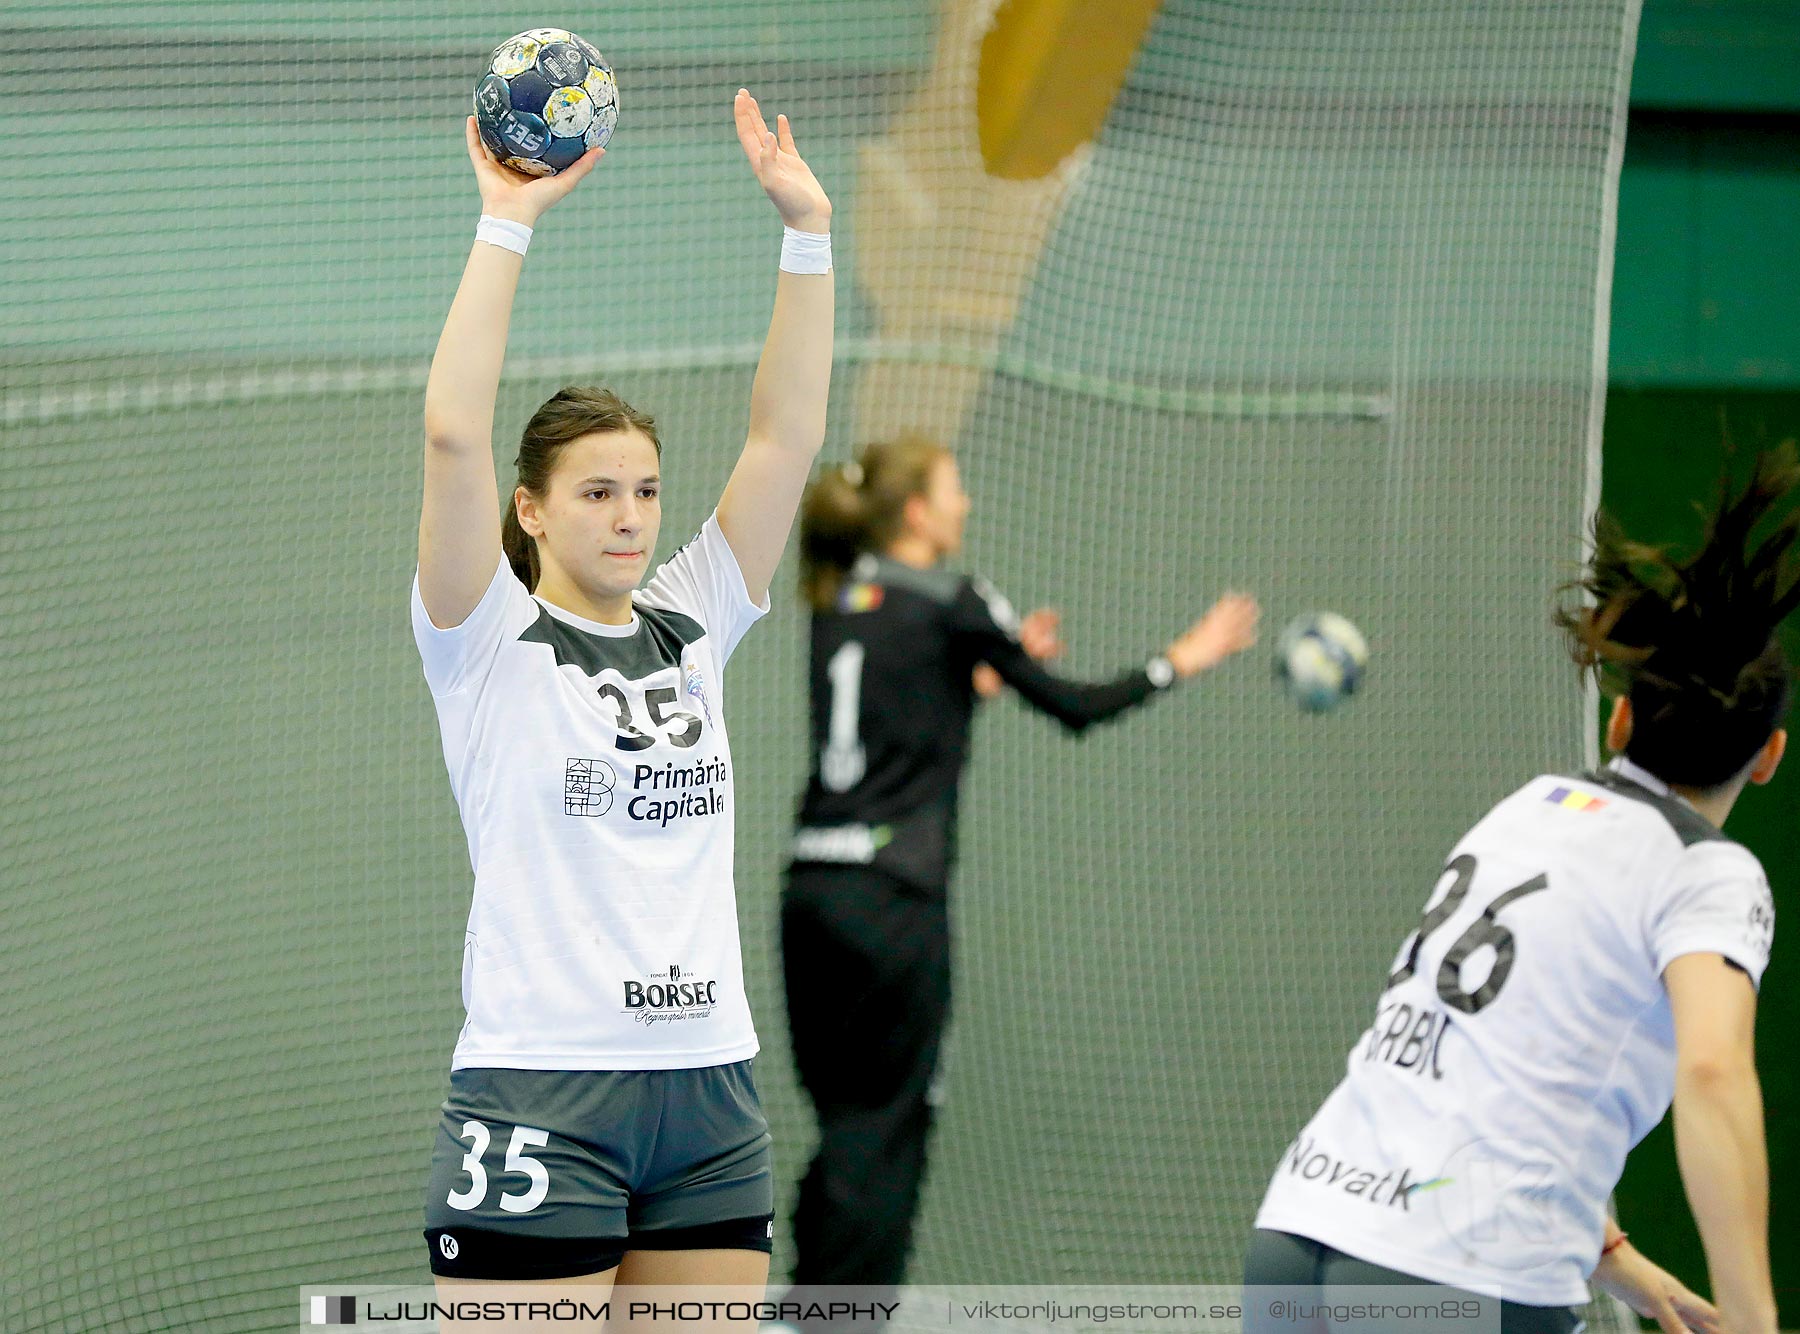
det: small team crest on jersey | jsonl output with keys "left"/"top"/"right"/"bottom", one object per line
{"left": 839, "top": 581, "right": 884, "bottom": 613}
{"left": 1545, "top": 785, "right": 1606, "bottom": 812}
{"left": 1748, "top": 886, "right": 1775, "bottom": 952}
{"left": 684, "top": 661, "right": 714, "bottom": 726}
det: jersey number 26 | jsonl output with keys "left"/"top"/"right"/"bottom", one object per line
{"left": 1386, "top": 854, "right": 1549, "bottom": 1015}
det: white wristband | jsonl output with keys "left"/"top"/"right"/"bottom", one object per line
{"left": 476, "top": 215, "right": 533, "bottom": 257}
{"left": 780, "top": 226, "right": 832, "bottom": 274}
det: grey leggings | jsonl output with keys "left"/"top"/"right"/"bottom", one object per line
{"left": 1242, "top": 1229, "right": 1583, "bottom": 1334}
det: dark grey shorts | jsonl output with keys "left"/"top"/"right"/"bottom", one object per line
{"left": 1243, "top": 1230, "right": 1582, "bottom": 1334}
{"left": 423, "top": 1062, "right": 774, "bottom": 1278}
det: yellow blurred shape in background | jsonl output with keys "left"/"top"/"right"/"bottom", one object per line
{"left": 977, "top": 0, "right": 1167, "bottom": 180}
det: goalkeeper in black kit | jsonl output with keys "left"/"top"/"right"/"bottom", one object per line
{"left": 780, "top": 436, "right": 1259, "bottom": 1293}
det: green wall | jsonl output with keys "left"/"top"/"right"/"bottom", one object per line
{"left": 1602, "top": 392, "right": 1800, "bottom": 1321}
{"left": 1631, "top": 0, "right": 1800, "bottom": 112}
{"left": 1610, "top": 111, "right": 1800, "bottom": 385}
{"left": 1606, "top": 1, "right": 1800, "bottom": 1320}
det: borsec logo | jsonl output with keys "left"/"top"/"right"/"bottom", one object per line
{"left": 623, "top": 964, "right": 719, "bottom": 1023}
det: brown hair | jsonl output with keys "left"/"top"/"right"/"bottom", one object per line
{"left": 1555, "top": 442, "right": 1800, "bottom": 788}
{"left": 799, "top": 435, "right": 949, "bottom": 610}
{"left": 503, "top": 386, "right": 662, "bottom": 590}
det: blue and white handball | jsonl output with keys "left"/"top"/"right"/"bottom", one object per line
{"left": 474, "top": 28, "right": 618, "bottom": 177}
{"left": 1276, "top": 612, "right": 1369, "bottom": 712}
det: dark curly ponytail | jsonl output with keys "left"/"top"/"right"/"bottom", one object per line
{"left": 1556, "top": 444, "right": 1800, "bottom": 788}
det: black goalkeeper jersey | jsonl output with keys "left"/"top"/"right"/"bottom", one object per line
{"left": 791, "top": 554, "right": 1166, "bottom": 892}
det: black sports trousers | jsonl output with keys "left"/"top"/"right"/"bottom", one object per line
{"left": 780, "top": 863, "right": 951, "bottom": 1288}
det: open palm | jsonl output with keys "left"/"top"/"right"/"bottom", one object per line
{"left": 464, "top": 115, "right": 601, "bottom": 224}
{"left": 1168, "top": 592, "right": 1260, "bottom": 678}
{"left": 733, "top": 89, "right": 831, "bottom": 232}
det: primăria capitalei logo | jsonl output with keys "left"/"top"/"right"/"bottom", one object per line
{"left": 564, "top": 757, "right": 617, "bottom": 817}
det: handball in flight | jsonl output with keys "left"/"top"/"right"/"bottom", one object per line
{"left": 1276, "top": 612, "right": 1368, "bottom": 712}
{"left": 474, "top": 28, "right": 617, "bottom": 176}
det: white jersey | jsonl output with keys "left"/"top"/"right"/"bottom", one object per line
{"left": 411, "top": 513, "right": 769, "bottom": 1072}
{"left": 1256, "top": 757, "right": 1775, "bottom": 1306}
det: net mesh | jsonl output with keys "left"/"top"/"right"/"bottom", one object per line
{"left": 1, "top": 1, "right": 1640, "bottom": 1329}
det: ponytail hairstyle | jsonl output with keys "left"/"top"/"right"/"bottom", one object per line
{"left": 799, "top": 435, "right": 949, "bottom": 610}
{"left": 503, "top": 386, "right": 661, "bottom": 591}
{"left": 1555, "top": 443, "right": 1800, "bottom": 790}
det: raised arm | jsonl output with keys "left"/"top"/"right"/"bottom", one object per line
{"left": 1665, "top": 952, "right": 1777, "bottom": 1334}
{"left": 716, "top": 89, "right": 835, "bottom": 606}
{"left": 961, "top": 587, "right": 1260, "bottom": 733}
{"left": 417, "top": 117, "right": 600, "bottom": 628}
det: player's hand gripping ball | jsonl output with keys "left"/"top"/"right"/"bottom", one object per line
{"left": 1276, "top": 612, "right": 1368, "bottom": 713}
{"left": 474, "top": 29, "right": 618, "bottom": 176}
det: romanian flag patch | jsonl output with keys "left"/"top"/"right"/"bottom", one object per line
{"left": 1546, "top": 786, "right": 1606, "bottom": 812}
{"left": 839, "top": 582, "right": 884, "bottom": 613}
